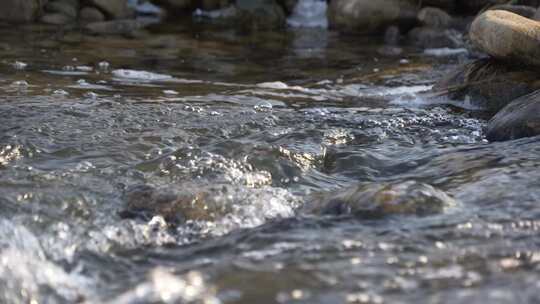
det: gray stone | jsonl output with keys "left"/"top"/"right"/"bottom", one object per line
{"left": 534, "top": 7, "right": 540, "bottom": 20}
{"left": 80, "top": 6, "right": 105, "bottom": 22}
{"left": 418, "top": 6, "right": 453, "bottom": 28}
{"left": 487, "top": 4, "right": 537, "bottom": 18}
{"left": 487, "top": 90, "right": 540, "bottom": 141}
{"left": 0, "top": 0, "right": 41, "bottom": 23}
{"left": 470, "top": 10, "right": 540, "bottom": 68}
{"left": 328, "top": 0, "right": 418, "bottom": 34}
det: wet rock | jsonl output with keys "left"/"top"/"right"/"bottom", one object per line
{"left": 277, "top": 0, "right": 298, "bottom": 14}
{"left": 303, "top": 181, "right": 456, "bottom": 217}
{"left": 487, "top": 90, "right": 540, "bottom": 141}
{"left": 119, "top": 184, "right": 220, "bottom": 223}
{"left": 40, "top": 13, "right": 74, "bottom": 25}
{"left": 432, "top": 59, "right": 540, "bottom": 113}
{"left": 85, "top": 19, "right": 146, "bottom": 35}
{"left": 328, "top": 0, "right": 417, "bottom": 34}
{"left": 407, "top": 27, "right": 463, "bottom": 48}
{"left": 418, "top": 7, "right": 453, "bottom": 28}
{"left": 80, "top": 6, "right": 106, "bottom": 22}
{"left": 89, "top": 0, "right": 133, "bottom": 19}
{"left": 236, "top": 0, "right": 286, "bottom": 30}
{"left": 487, "top": 4, "right": 537, "bottom": 18}
{"left": 200, "top": 0, "right": 230, "bottom": 10}
{"left": 470, "top": 10, "right": 540, "bottom": 68}
{"left": 45, "top": 0, "right": 78, "bottom": 18}
{"left": 0, "top": 0, "right": 42, "bottom": 23}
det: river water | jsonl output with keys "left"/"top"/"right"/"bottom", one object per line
{"left": 1, "top": 9, "right": 540, "bottom": 304}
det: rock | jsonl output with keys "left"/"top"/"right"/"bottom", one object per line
{"left": 45, "top": 0, "right": 78, "bottom": 18}
{"left": 303, "top": 181, "right": 456, "bottom": 217}
{"left": 89, "top": 0, "right": 133, "bottom": 19}
{"left": 119, "top": 184, "right": 218, "bottom": 223}
{"left": 470, "top": 10, "right": 540, "bottom": 67}
{"left": 384, "top": 25, "right": 401, "bottom": 45}
{"left": 487, "top": 4, "right": 537, "bottom": 18}
{"left": 0, "top": 0, "right": 41, "bottom": 23}
{"left": 40, "top": 13, "right": 74, "bottom": 25}
{"left": 421, "top": 0, "right": 456, "bottom": 11}
{"left": 418, "top": 6, "right": 453, "bottom": 28}
{"left": 432, "top": 59, "right": 540, "bottom": 113}
{"left": 487, "top": 90, "right": 540, "bottom": 141}
{"left": 407, "top": 27, "right": 463, "bottom": 48}
{"left": 201, "top": 0, "right": 230, "bottom": 10}
{"left": 328, "top": 0, "right": 417, "bottom": 34}
{"left": 85, "top": 19, "right": 146, "bottom": 35}
{"left": 236, "top": 0, "right": 286, "bottom": 30}
{"left": 80, "top": 6, "right": 106, "bottom": 22}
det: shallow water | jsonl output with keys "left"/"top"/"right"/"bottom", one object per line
{"left": 1, "top": 18, "right": 540, "bottom": 304}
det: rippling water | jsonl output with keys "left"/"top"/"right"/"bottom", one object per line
{"left": 1, "top": 18, "right": 540, "bottom": 304}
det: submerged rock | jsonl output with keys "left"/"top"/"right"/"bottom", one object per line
{"left": 119, "top": 184, "right": 221, "bottom": 223}
{"left": 432, "top": 59, "right": 540, "bottom": 113}
{"left": 236, "top": 0, "right": 286, "bottom": 30}
{"left": 328, "top": 0, "right": 417, "bottom": 34}
{"left": 487, "top": 90, "right": 540, "bottom": 141}
{"left": 470, "top": 10, "right": 540, "bottom": 68}
{"left": 303, "top": 181, "right": 456, "bottom": 217}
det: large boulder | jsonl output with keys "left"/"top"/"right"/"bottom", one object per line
{"left": 327, "top": 0, "right": 417, "bottom": 34}
{"left": 486, "top": 4, "right": 537, "bottom": 18}
{"left": 0, "top": 0, "right": 42, "bottom": 23}
{"left": 432, "top": 59, "right": 540, "bottom": 113}
{"left": 470, "top": 10, "right": 540, "bottom": 68}
{"left": 303, "top": 181, "right": 457, "bottom": 218}
{"left": 487, "top": 90, "right": 540, "bottom": 141}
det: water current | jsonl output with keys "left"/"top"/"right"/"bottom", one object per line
{"left": 1, "top": 2, "right": 540, "bottom": 304}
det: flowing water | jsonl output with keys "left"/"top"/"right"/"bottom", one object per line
{"left": 1, "top": 7, "right": 540, "bottom": 304}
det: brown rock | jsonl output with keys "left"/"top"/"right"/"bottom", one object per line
{"left": 303, "top": 181, "right": 456, "bottom": 217}
{"left": 40, "top": 12, "right": 74, "bottom": 25}
{"left": 470, "top": 10, "right": 540, "bottom": 67}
